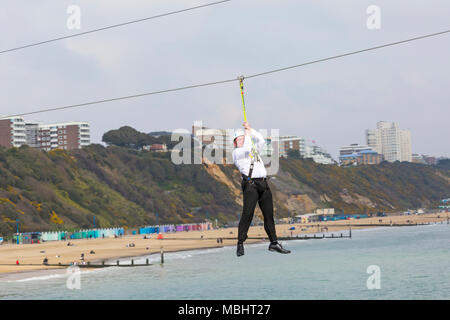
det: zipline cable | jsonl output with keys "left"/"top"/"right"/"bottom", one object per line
{"left": 3, "top": 78, "right": 238, "bottom": 117}
{"left": 3, "top": 29, "right": 450, "bottom": 118}
{"left": 0, "top": 0, "right": 231, "bottom": 55}
{"left": 245, "top": 29, "right": 450, "bottom": 80}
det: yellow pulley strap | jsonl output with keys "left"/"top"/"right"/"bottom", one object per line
{"left": 239, "top": 77, "right": 247, "bottom": 122}
{"left": 238, "top": 76, "right": 260, "bottom": 162}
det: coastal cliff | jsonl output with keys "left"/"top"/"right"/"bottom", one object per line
{"left": 0, "top": 144, "right": 448, "bottom": 235}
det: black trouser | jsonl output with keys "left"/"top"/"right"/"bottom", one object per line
{"left": 238, "top": 178, "right": 278, "bottom": 244}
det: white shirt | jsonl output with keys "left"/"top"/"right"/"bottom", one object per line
{"left": 232, "top": 128, "right": 267, "bottom": 178}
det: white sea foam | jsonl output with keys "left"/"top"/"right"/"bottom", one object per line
{"left": 115, "top": 246, "right": 233, "bottom": 264}
{"left": 4, "top": 266, "right": 109, "bottom": 283}
{"left": 12, "top": 273, "right": 67, "bottom": 283}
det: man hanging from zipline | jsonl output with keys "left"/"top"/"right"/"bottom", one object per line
{"left": 232, "top": 77, "right": 290, "bottom": 257}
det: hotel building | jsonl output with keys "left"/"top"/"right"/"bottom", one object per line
{"left": 366, "top": 121, "right": 412, "bottom": 162}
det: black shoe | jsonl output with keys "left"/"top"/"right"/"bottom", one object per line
{"left": 236, "top": 243, "right": 244, "bottom": 257}
{"left": 268, "top": 242, "right": 291, "bottom": 254}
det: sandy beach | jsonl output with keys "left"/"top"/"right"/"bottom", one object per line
{"left": 0, "top": 212, "right": 448, "bottom": 277}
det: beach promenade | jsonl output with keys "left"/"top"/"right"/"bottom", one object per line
{"left": 0, "top": 213, "right": 448, "bottom": 276}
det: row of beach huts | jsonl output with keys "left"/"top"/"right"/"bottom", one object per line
{"left": 11, "top": 222, "right": 213, "bottom": 244}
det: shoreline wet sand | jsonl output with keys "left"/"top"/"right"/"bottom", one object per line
{"left": 0, "top": 212, "right": 448, "bottom": 280}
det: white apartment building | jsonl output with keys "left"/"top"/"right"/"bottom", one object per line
{"left": 366, "top": 121, "right": 412, "bottom": 162}
{"left": 399, "top": 130, "right": 412, "bottom": 162}
{"left": 78, "top": 122, "right": 91, "bottom": 147}
{"left": 304, "top": 145, "right": 335, "bottom": 165}
{"left": 277, "top": 135, "right": 334, "bottom": 164}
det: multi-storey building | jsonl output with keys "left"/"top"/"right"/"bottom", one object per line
{"left": 365, "top": 130, "right": 381, "bottom": 154}
{"left": 399, "top": 130, "right": 412, "bottom": 162}
{"left": 366, "top": 121, "right": 412, "bottom": 162}
{"left": 339, "top": 143, "right": 383, "bottom": 166}
{"left": 279, "top": 136, "right": 305, "bottom": 158}
{"left": 25, "top": 120, "right": 40, "bottom": 148}
{"left": 36, "top": 122, "right": 90, "bottom": 151}
{"left": 192, "top": 125, "right": 233, "bottom": 153}
{"left": 0, "top": 116, "right": 90, "bottom": 151}
{"left": 192, "top": 124, "right": 273, "bottom": 157}
{"left": 339, "top": 150, "right": 384, "bottom": 166}
{"left": 0, "top": 116, "right": 27, "bottom": 148}
{"left": 279, "top": 136, "right": 334, "bottom": 164}
{"left": 339, "top": 144, "right": 373, "bottom": 156}
{"left": 304, "top": 144, "right": 335, "bottom": 164}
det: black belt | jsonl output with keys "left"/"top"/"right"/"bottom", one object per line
{"left": 242, "top": 174, "right": 267, "bottom": 182}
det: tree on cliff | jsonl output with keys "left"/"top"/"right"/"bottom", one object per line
{"left": 287, "top": 149, "right": 302, "bottom": 159}
{"left": 102, "top": 126, "right": 178, "bottom": 150}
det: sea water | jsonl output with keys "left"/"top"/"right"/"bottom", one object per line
{"left": 1, "top": 223, "right": 449, "bottom": 299}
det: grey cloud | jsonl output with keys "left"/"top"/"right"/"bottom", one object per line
{"left": 0, "top": 0, "right": 448, "bottom": 158}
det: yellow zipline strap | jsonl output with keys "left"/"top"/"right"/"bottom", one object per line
{"left": 238, "top": 76, "right": 260, "bottom": 162}
{"left": 239, "top": 76, "right": 247, "bottom": 122}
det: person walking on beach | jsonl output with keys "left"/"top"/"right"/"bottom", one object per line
{"left": 232, "top": 121, "right": 290, "bottom": 257}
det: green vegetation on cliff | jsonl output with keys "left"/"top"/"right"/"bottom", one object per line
{"left": 0, "top": 141, "right": 448, "bottom": 235}
{"left": 0, "top": 144, "right": 238, "bottom": 235}
{"left": 277, "top": 158, "right": 449, "bottom": 214}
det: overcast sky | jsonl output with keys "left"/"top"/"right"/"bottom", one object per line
{"left": 1, "top": 0, "right": 449, "bottom": 159}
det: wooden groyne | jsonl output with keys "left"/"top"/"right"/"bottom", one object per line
{"left": 155, "top": 231, "right": 352, "bottom": 241}
{"left": 0, "top": 263, "right": 152, "bottom": 268}
{"left": 1, "top": 249, "right": 168, "bottom": 268}
{"left": 153, "top": 220, "right": 448, "bottom": 242}
{"left": 270, "top": 232, "right": 351, "bottom": 240}
{"left": 0, "top": 259, "right": 157, "bottom": 269}
{"left": 305, "top": 221, "right": 448, "bottom": 228}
